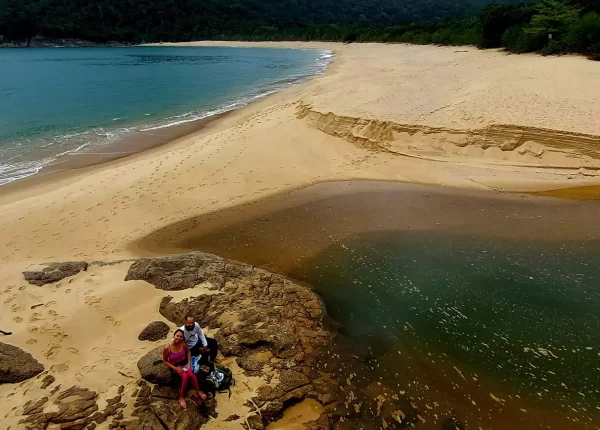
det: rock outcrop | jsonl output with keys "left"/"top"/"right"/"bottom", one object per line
{"left": 129, "top": 380, "right": 217, "bottom": 430}
{"left": 125, "top": 252, "right": 246, "bottom": 291}
{"left": 23, "top": 261, "right": 88, "bottom": 286}
{"left": 138, "top": 321, "right": 171, "bottom": 342}
{"left": 137, "top": 346, "right": 174, "bottom": 386}
{"left": 0, "top": 342, "right": 44, "bottom": 383}
{"left": 130, "top": 252, "right": 331, "bottom": 427}
{"left": 19, "top": 384, "right": 127, "bottom": 429}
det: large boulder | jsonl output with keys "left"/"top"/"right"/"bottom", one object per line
{"left": 23, "top": 261, "right": 88, "bottom": 286}
{"left": 0, "top": 342, "right": 44, "bottom": 383}
{"left": 138, "top": 321, "right": 171, "bottom": 342}
{"left": 125, "top": 252, "right": 248, "bottom": 291}
{"left": 137, "top": 346, "right": 173, "bottom": 386}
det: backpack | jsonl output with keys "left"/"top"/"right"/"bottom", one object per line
{"left": 204, "top": 363, "right": 235, "bottom": 397}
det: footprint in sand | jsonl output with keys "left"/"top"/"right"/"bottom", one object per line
{"left": 29, "top": 313, "right": 43, "bottom": 322}
{"left": 106, "top": 336, "right": 113, "bottom": 345}
{"left": 43, "top": 344, "right": 61, "bottom": 360}
{"left": 85, "top": 296, "right": 101, "bottom": 306}
{"left": 13, "top": 316, "right": 22, "bottom": 323}
{"left": 50, "top": 362, "right": 69, "bottom": 372}
{"left": 104, "top": 316, "right": 121, "bottom": 326}
{"left": 67, "top": 347, "right": 79, "bottom": 355}
{"left": 3, "top": 294, "right": 16, "bottom": 304}
{"left": 26, "top": 338, "right": 37, "bottom": 345}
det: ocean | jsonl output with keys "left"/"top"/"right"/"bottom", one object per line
{"left": 0, "top": 46, "right": 332, "bottom": 185}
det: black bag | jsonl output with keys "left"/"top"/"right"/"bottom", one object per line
{"left": 200, "top": 363, "right": 235, "bottom": 397}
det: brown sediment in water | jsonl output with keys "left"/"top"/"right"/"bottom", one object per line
{"left": 133, "top": 180, "right": 600, "bottom": 271}
{"left": 533, "top": 185, "right": 600, "bottom": 200}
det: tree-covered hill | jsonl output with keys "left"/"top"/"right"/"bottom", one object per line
{"left": 0, "top": 0, "right": 598, "bottom": 59}
{"left": 0, "top": 0, "right": 532, "bottom": 43}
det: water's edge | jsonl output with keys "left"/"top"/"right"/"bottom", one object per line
{"left": 0, "top": 47, "right": 333, "bottom": 186}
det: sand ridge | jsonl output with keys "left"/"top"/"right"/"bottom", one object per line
{"left": 1, "top": 41, "right": 600, "bottom": 429}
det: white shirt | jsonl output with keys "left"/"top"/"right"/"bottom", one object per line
{"left": 180, "top": 322, "right": 207, "bottom": 349}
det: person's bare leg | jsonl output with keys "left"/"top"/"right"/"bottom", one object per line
{"left": 179, "top": 371, "right": 188, "bottom": 409}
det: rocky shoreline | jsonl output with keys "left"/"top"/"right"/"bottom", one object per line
{"left": 5, "top": 252, "right": 341, "bottom": 429}
{"left": 2, "top": 251, "right": 438, "bottom": 429}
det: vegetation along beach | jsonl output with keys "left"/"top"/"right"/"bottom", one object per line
{"left": 1, "top": 0, "right": 599, "bottom": 429}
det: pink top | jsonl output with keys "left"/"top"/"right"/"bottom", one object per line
{"left": 168, "top": 345, "right": 186, "bottom": 364}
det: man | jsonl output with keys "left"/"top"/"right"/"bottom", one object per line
{"left": 180, "top": 315, "right": 218, "bottom": 363}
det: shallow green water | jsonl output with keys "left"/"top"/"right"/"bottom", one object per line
{"left": 290, "top": 231, "right": 600, "bottom": 415}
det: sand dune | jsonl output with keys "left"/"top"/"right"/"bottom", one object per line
{"left": 1, "top": 41, "right": 600, "bottom": 429}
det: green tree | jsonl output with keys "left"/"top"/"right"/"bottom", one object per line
{"left": 525, "top": 0, "right": 581, "bottom": 38}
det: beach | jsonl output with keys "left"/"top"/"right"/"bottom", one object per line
{"left": 1, "top": 42, "right": 600, "bottom": 429}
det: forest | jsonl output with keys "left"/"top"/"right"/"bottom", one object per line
{"left": 0, "top": 0, "right": 598, "bottom": 58}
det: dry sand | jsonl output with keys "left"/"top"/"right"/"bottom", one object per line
{"left": 1, "top": 41, "right": 600, "bottom": 429}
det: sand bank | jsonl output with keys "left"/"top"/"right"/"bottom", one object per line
{"left": 1, "top": 42, "right": 600, "bottom": 429}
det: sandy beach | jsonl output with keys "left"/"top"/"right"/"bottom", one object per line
{"left": 1, "top": 42, "right": 600, "bottom": 429}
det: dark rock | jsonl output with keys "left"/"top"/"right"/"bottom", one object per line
{"left": 150, "top": 385, "right": 179, "bottom": 400}
{"left": 125, "top": 252, "right": 248, "bottom": 291}
{"left": 106, "top": 395, "right": 122, "bottom": 406}
{"left": 40, "top": 374, "right": 55, "bottom": 389}
{"left": 132, "top": 397, "right": 216, "bottom": 430}
{"left": 278, "top": 370, "right": 310, "bottom": 392}
{"left": 247, "top": 413, "right": 264, "bottom": 430}
{"left": 138, "top": 321, "right": 171, "bottom": 342}
{"left": 137, "top": 346, "right": 173, "bottom": 386}
{"left": 159, "top": 295, "right": 213, "bottom": 327}
{"left": 22, "top": 397, "right": 49, "bottom": 415}
{"left": 224, "top": 414, "right": 241, "bottom": 422}
{"left": 137, "top": 384, "right": 151, "bottom": 398}
{"left": 19, "top": 386, "right": 99, "bottom": 429}
{"left": 236, "top": 357, "right": 264, "bottom": 373}
{"left": 23, "top": 261, "right": 88, "bottom": 286}
{"left": 133, "top": 397, "right": 153, "bottom": 407}
{"left": 0, "top": 342, "right": 44, "bottom": 383}
{"left": 309, "top": 376, "right": 342, "bottom": 405}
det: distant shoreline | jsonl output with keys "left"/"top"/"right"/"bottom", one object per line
{"left": 0, "top": 38, "right": 133, "bottom": 48}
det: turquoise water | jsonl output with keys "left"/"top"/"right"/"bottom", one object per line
{"left": 0, "top": 46, "right": 331, "bottom": 184}
{"left": 291, "top": 231, "right": 600, "bottom": 420}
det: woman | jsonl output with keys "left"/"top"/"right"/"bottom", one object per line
{"left": 162, "top": 328, "right": 207, "bottom": 409}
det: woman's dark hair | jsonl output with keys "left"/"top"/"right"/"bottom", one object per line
{"left": 174, "top": 328, "right": 185, "bottom": 338}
